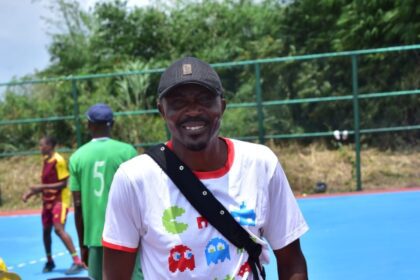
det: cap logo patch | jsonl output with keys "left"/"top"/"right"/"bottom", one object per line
{"left": 182, "top": 64, "right": 192, "bottom": 75}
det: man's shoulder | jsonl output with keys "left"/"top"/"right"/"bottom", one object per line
{"left": 118, "top": 153, "right": 157, "bottom": 176}
{"left": 120, "top": 153, "right": 152, "bottom": 167}
{"left": 227, "top": 138, "right": 279, "bottom": 173}
{"left": 52, "top": 152, "right": 66, "bottom": 161}
{"left": 229, "top": 138, "right": 276, "bottom": 159}
{"left": 70, "top": 141, "right": 92, "bottom": 158}
{"left": 109, "top": 140, "right": 137, "bottom": 158}
{"left": 108, "top": 138, "right": 132, "bottom": 146}
{"left": 71, "top": 139, "right": 135, "bottom": 156}
{"left": 51, "top": 153, "right": 68, "bottom": 168}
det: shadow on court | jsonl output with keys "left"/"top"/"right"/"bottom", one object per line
{"left": 1, "top": 189, "right": 419, "bottom": 279}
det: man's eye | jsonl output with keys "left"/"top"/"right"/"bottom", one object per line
{"left": 198, "top": 96, "right": 216, "bottom": 105}
{"left": 171, "top": 100, "right": 186, "bottom": 108}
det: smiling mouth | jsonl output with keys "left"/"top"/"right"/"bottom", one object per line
{"left": 181, "top": 120, "right": 207, "bottom": 133}
{"left": 184, "top": 125, "right": 204, "bottom": 131}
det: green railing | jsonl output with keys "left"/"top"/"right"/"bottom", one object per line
{"left": 1, "top": 44, "right": 419, "bottom": 192}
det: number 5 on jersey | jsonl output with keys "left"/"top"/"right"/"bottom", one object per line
{"left": 93, "top": 161, "right": 105, "bottom": 197}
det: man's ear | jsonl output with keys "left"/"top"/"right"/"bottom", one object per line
{"left": 157, "top": 100, "right": 165, "bottom": 118}
{"left": 221, "top": 98, "right": 227, "bottom": 114}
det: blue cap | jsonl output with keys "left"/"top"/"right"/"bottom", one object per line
{"left": 86, "top": 103, "right": 113, "bottom": 124}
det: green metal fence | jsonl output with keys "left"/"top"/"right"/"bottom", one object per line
{"left": 1, "top": 44, "right": 419, "bottom": 192}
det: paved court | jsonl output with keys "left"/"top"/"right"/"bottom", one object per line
{"left": 1, "top": 189, "right": 419, "bottom": 279}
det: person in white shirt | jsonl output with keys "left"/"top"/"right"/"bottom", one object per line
{"left": 102, "top": 57, "right": 309, "bottom": 280}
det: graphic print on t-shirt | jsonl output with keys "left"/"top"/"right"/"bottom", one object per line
{"left": 168, "top": 244, "right": 196, "bottom": 272}
{"left": 230, "top": 201, "right": 256, "bottom": 226}
{"left": 205, "top": 237, "right": 231, "bottom": 265}
{"left": 162, "top": 206, "right": 188, "bottom": 234}
{"left": 197, "top": 216, "right": 209, "bottom": 229}
{"left": 238, "top": 262, "right": 251, "bottom": 278}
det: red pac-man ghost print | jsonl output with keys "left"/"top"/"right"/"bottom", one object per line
{"left": 238, "top": 262, "right": 251, "bottom": 278}
{"left": 168, "top": 244, "right": 196, "bottom": 272}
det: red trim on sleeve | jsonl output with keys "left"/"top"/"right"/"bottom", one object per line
{"left": 102, "top": 239, "right": 138, "bottom": 253}
{"left": 166, "top": 137, "right": 234, "bottom": 179}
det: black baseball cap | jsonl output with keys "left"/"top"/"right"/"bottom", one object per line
{"left": 157, "top": 57, "right": 223, "bottom": 99}
{"left": 86, "top": 103, "right": 113, "bottom": 124}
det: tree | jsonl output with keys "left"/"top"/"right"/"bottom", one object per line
{"left": 0, "top": 0, "right": 418, "bottom": 154}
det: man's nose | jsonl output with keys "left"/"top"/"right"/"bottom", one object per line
{"left": 184, "top": 102, "right": 203, "bottom": 115}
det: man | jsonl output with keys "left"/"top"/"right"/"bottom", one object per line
{"left": 22, "top": 136, "right": 84, "bottom": 275}
{"left": 69, "top": 103, "right": 142, "bottom": 280}
{"left": 102, "top": 57, "right": 309, "bottom": 279}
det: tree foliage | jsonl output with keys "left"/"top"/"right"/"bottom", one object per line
{"left": 0, "top": 0, "right": 418, "bottom": 153}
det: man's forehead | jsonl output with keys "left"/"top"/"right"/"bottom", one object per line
{"left": 164, "top": 84, "right": 214, "bottom": 97}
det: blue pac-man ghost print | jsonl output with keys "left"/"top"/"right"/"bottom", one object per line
{"left": 205, "top": 237, "right": 231, "bottom": 265}
{"left": 231, "top": 201, "right": 256, "bottom": 226}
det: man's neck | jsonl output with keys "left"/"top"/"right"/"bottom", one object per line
{"left": 44, "top": 151, "right": 54, "bottom": 161}
{"left": 172, "top": 138, "right": 227, "bottom": 172}
{"left": 91, "top": 132, "right": 111, "bottom": 138}
{"left": 92, "top": 136, "right": 110, "bottom": 141}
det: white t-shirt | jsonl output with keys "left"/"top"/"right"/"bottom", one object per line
{"left": 103, "top": 138, "right": 308, "bottom": 279}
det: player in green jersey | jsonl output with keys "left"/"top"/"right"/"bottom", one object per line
{"left": 69, "top": 103, "right": 143, "bottom": 280}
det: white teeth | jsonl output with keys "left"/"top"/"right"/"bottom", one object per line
{"left": 185, "top": 126, "right": 203, "bottom": 131}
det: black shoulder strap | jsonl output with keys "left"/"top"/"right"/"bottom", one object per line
{"left": 146, "top": 144, "right": 265, "bottom": 280}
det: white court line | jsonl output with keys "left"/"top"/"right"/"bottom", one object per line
{"left": 7, "top": 248, "right": 78, "bottom": 271}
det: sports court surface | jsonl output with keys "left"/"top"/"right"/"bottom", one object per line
{"left": 1, "top": 188, "right": 419, "bottom": 280}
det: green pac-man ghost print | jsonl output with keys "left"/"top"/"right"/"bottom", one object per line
{"left": 162, "top": 206, "right": 188, "bottom": 234}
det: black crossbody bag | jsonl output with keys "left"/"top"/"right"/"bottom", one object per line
{"left": 146, "top": 144, "right": 266, "bottom": 280}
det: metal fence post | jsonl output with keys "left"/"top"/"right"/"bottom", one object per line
{"left": 71, "top": 79, "right": 82, "bottom": 147}
{"left": 351, "top": 55, "right": 362, "bottom": 191}
{"left": 255, "top": 63, "right": 265, "bottom": 144}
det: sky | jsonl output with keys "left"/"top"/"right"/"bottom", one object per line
{"left": 0, "top": 0, "right": 151, "bottom": 84}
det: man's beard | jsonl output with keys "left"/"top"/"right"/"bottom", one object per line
{"left": 185, "top": 140, "right": 207, "bottom": 151}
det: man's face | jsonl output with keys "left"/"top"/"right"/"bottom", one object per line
{"left": 39, "top": 138, "right": 52, "bottom": 156}
{"left": 158, "top": 84, "right": 226, "bottom": 151}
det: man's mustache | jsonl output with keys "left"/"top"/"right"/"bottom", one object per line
{"left": 178, "top": 117, "right": 209, "bottom": 126}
